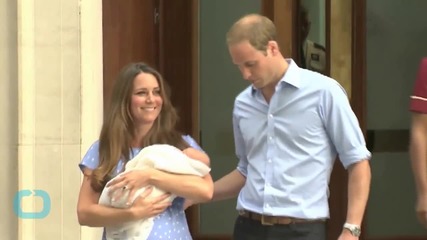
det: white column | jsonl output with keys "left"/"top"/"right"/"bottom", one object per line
{"left": 17, "top": 0, "right": 37, "bottom": 238}
{"left": 15, "top": 0, "right": 104, "bottom": 239}
{"left": 80, "top": 0, "right": 104, "bottom": 237}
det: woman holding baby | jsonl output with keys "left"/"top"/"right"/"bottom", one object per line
{"left": 76, "top": 62, "right": 213, "bottom": 240}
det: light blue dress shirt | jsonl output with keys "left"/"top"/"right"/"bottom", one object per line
{"left": 233, "top": 59, "right": 371, "bottom": 219}
{"left": 79, "top": 135, "right": 201, "bottom": 240}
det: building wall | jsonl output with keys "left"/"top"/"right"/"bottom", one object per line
{"left": 0, "top": 0, "right": 18, "bottom": 237}
{"left": 0, "top": 0, "right": 104, "bottom": 239}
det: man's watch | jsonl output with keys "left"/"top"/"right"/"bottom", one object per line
{"left": 343, "top": 223, "right": 361, "bottom": 237}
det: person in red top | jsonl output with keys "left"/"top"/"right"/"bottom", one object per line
{"left": 410, "top": 57, "right": 427, "bottom": 228}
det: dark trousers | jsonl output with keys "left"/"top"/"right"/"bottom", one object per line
{"left": 233, "top": 215, "right": 326, "bottom": 240}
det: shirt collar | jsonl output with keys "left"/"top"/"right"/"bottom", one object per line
{"left": 251, "top": 58, "right": 302, "bottom": 95}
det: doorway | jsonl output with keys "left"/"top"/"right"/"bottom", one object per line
{"left": 102, "top": 0, "right": 200, "bottom": 235}
{"left": 102, "top": 0, "right": 197, "bottom": 135}
{"left": 101, "top": 0, "right": 358, "bottom": 239}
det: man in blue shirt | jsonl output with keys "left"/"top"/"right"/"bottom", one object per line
{"left": 211, "top": 14, "right": 371, "bottom": 240}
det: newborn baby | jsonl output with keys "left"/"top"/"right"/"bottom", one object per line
{"left": 98, "top": 144, "right": 211, "bottom": 240}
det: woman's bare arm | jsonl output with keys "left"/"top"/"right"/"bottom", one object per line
{"left": 149, "top": 148, "right": 213, "bottom": 202}
{"left": 106, "top": 148, "right": 214, "bottom": 205}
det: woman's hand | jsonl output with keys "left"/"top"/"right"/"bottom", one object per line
{"left": 130, "top": 187, "right": 172, "bottom": 219}
{"left": 107, "top": 169, "right": 154, "bottom": 204}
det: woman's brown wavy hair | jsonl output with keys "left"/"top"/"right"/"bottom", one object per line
{"left": 90, "top": 62, "right": 189, "bottom": 192}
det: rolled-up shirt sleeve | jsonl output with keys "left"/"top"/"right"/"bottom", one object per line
{"left": 319, "top": 81, "right": 371, "bottom": 169}
{"left": 410, "top": 58, "right": 427, "bottom": 113}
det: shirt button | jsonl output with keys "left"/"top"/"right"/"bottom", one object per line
{"left": 269, "top": 136, "right": 274, "bottom": 141}
{"left": 268, "top": 159, "right": 272, "bottom": 163}
{"left": 269, "top": 114, "right": 273, "bottom": 118}
{"left": 266, "top": 203, "right": 270, "bottom": 208}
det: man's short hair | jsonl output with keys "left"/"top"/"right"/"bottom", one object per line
{"left": 226, "top": 14, "right": 277, "bottom": 52}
